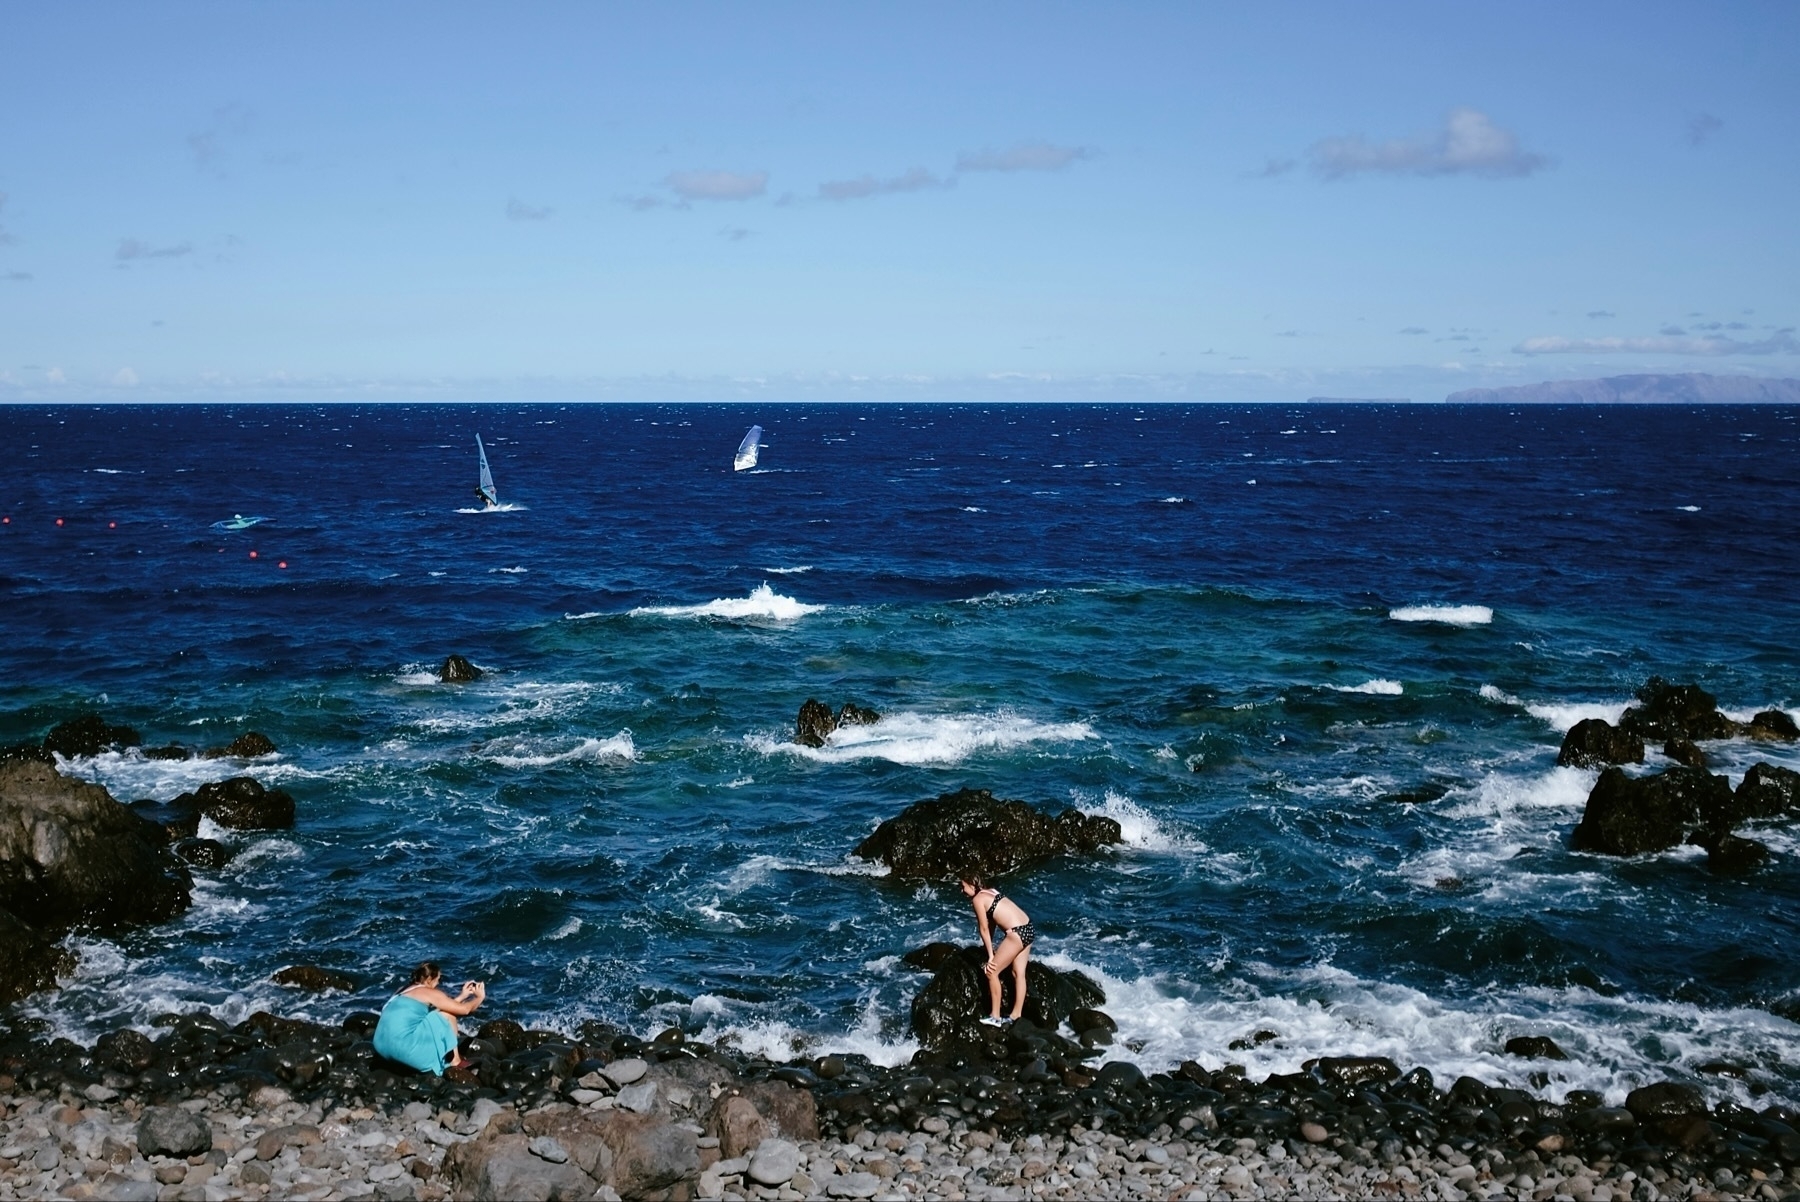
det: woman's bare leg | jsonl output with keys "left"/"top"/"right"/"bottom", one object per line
{"left": 1008, "top": 944, "right": 1031, "bottom": 1020}
{"left": 439, "top": 1011, "right": 465, "bottom": 1066}
{"left": 985, "top": 934, "right": 1022, "bottom": 1018}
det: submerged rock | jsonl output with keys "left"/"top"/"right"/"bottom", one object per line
{"left": 179, "top": 776, "right": 297, "bottom": 831}
{"left": 1556, "top": 719, "right": 1643, "bottom": 768}
{"left": 272, "top": 964, "right": 357, "bottom": 993}
{"left": 853, "top": 787, "right": 1123, "bottom": 880}
{"left": 0, "top": 907, "right": 76, "bottom": 1004}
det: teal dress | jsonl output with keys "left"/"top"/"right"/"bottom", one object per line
{"left": 372, "top": 993, "right": 457, "bottom": 1073}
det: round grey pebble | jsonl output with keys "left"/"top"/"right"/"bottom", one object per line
{"left": 601, "top": 1057, "right": 648, "bottom": 1086}
{"left": 137, "top": 1106, "right": 213, "bottom": 1158}
{"left": 615, "top": 1080, "right": 658, "bottom": 1113}
{"left": 528, "top": 1135, "right": 570, "bottom": 1163}
{"left": 749, "top": 1137, "right": 801, "bottom": 1186}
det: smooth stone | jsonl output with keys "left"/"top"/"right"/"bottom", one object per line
{"left": 603, "top": 1057, "right": 648, "bottom": 1086}
{"left": 826, "top": 1170, "right": 882, "bottom": 1198}
{"left": 528, "top": 1136, "right": 570, "bottom": 1164}
{"left": 749, "top": 1138, "right": 801, "bottom": 1186}
{"left": 616, "top": 1080, "right": 658, "bottom": 1113}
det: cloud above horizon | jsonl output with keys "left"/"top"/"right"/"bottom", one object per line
{"left": 955, "top": 142, "right": 1091, "bottom": 173}
{"left": 1515, "top": 330, "right": 1799, "bottom": 356}
{"left": 115, "top": 238, "right": 193, "bottom": 262}
{"left": 1309, "top": 108, "right": 1550, "bottom": 180}
{"left": 506, "top": 197, "right": 554, "bottom": 221}
{"left": 818, "top": 166, "right": 947, "bottom": 201}
{"left": 665, "top": 169, "right": 769, "bottom": 202}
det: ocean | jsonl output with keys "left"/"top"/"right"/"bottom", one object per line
{"left": 3, "top": 401, "right": 1797, "bottom": 1108}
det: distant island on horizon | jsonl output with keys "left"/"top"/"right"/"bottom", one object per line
{"left": 1444, "top": 372, "right": 1800, "bottom": 405}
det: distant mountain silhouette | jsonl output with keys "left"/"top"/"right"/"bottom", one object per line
{"left": 1446, "top": 373, "right": 1800, "bottom": 404}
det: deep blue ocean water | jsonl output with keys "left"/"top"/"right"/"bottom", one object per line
{"left": 3, "top": 402, "right": 1797, "bottom": 1106}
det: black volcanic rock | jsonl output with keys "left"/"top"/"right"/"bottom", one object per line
{"left": 909, "top": 943, "right": 1104, "bottom": 1047}
{"left": 1747, "top": 709, "right": 1799, "bottom": 741}
{"left": 1736, "top": 763, "right": 1800, "bottom": 820}
{"left": 440, "top": 654, "right": 482, "bottom": 683}
{"left": 0, "top": 759, "right": 192, "bottom": 931}
{"left": 1569, "top": 765, "right": 1731, "bottom": 856}
{"left": 204, "top": 731, "right": 277, "bottom": 759}
{"left": 187, "top": 776, "right": 296, "bottom": 831}
{"left": 1618, "top": 677, "right": 1737, "bottom": 742}
{"left": 41, "top": 713, "right": 142, "bottom": 759}
{"left": 0, "top": 907, "right": 76, "bottom": 1004}
{"left": 794, "top": 698, "right": 880, "bottom": 748}
{"left": 1556, "top": 719, "right": 1643, "bottom": 768}
{"left": 853, "top": 787, "right": 1123, "bottom": 880}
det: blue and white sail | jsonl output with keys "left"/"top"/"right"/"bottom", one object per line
{"left": 733, "top": 425, "right": 763, "bottom": 472}
{"left": 475, "top": 434, "right": 498, "bottom": 507}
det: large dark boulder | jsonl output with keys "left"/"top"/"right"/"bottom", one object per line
{"left": 440, "top": 654, "right": 482, "bottom": 683}
{"left": 186, "top": 776, "right": 296, "bottom": 830}
{"left": 1747, "top": 709, "right": 1799, "bottom": 741}
{"left": 41, "top": 713, "right": 142, "bottom": 759}
{"left": 853, "top": 787, "right": 1123, "bottom": 880}
{"left": 1736, "top": 763, "right": 1800, "bottom": 820}
{"left": 909, "top": 943, "right": 1105, "bottom": 1047}
{"left": 1556, "top": 719, "right": 1644, "bottom": 768}
{"left": 272, "top": 964, "right": 356, "bottom": 993}
{"left": 1700, "top": 833, "right": 1769, "bottom": 875}
{"left": 1618, "top": 677, "right": 1737, "bottom": 742}
{"left": 0, "top": 907, "right": 76, "bottom": 1004}
{"left": 0, "top": 759, "right": 192, "bottom": 930}
{"left": 1569, "top": 766, "right": 1732, "bottom": 856}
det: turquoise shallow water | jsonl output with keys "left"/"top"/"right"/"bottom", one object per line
{"left": 3, "top": 402, "right": 1797, "bottom": 1106}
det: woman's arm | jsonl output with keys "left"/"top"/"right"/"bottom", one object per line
{"left": 972, "top": 898, "right": 993, "bottom": 956}
{"left": 410, "top": 982, "right": 486, "bottom": 1016}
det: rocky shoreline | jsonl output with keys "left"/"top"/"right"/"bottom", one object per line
{"left": 2, "top": 1004, "right": 1798, "bottom": 1201}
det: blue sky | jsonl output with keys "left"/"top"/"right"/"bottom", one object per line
{"left": 2, "top": 2, "right": 1795, "bottom": 402}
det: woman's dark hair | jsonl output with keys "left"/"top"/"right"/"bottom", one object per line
{"left": 409, "top": 960, "right": 442, "bottom": 986}
{"left": 959, "top": 872, "right": 985, "bottom": 890}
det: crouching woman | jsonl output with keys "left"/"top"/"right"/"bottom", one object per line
{"left": 372, "top": 960, "right": 485, "bottom": 1073}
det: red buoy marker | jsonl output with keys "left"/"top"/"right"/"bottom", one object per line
{"left": 249, "top": 550, "right": 258, "bottom": 559}
{"left": 278, "top": 561, "right": 287, "bottom": 569}
{"left": 55, "top": 518, "right": 64, "bottom": 526}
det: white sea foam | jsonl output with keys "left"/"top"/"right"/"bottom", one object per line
{"left": 53, "top": 749, "right": 319, "bottom": 805}
{"left": 1079, "top": 790, "right": 1197, "bottom": 854}
{"left": 454, "top": 501, "right": 527, "bottom": 513}
{"left": 492, "top": 566, "right": 528, "bottom": 574}
{"left": 1043, "top": 953, "right": 1800, "bottom": 1107}
{"left": 1159, "top": 496, "right": 1186, "bottom": 504}
{"left": 1677, "top": 505, "right": 1700, "bottom": 512}
{"left": 631, "top": 583, "right": 823, "bottom": 621}
{"left": 1525, "top": 699, "right": 1629, "bottom": 732}
{"left": 480, "top": 732, "right": 636, "bottom": 768}
{"left": 748, "top": 710, "right": 1096, "bottom": 766}
{"left": 1389, "top": 604, "right": 1493, "bottom": 626}
{"left": 681, "top": 994, "right": 919, "bottom": 1069}
{"left": 1334, "top": 679, "right": 1404, "bottom": 695}
{"left": 1479, "top": 684, "right": 1522, "bottom": 706}
{"left": 393, "top": 669, "right": 440, "bottom": 686}
{"left": 764, "top": 565, "right": 813, "bottom": 575}
{"left": 546, "top": 918, "right": 583, "bottom": 941}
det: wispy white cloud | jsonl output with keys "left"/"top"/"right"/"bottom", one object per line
{"left": 665, "top": 169, "right": 768, "bottom": 201}
{"left": 955, "top": 142, "right": 1091, "bottom": 173}
{"left": 506, "top": 197, "right": 554, "bottom": 221}
{"left": 818, "top": 166, "right": 946, "bottom": 201}
{"left": 1515, "top": 331, "right": 1799, "bottom": 356}
{"left": 1688, "top": 113, "right": 1723, "bottom": 147}
{"left": 2, "top": 270, "right": 31, "bottom": 282}
{"left": 112, "top": 367, "right": 139, "bottom": 387}
{"left": 115, "top": 238, "right": 194, "bottom": 262}
{"left": 1309, "top": 108, "right": 1549, "bottom": 180}
{"left": 1586, "top": 310, "right": 1614, "bottom": 319}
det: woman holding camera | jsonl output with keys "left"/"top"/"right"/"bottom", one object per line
{"left": 372, "top": 960, "right": 485, "bottom": 1073}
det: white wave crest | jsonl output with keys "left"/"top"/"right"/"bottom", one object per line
{"left": 764, "top": 565, "right": 813, "bottom": 575}
{"left": 1334, "top": 679, "right": 1404, "bottom": 696}
{"left": 1080, "top": 790, "right": 1197, "bottom": 854}
{"left": 748, "top": 710, "right": 1096, "bottom": 766}
{"left": 1042, "top": 953, "right": 1800, "bottom": 1109}
{"left": 480, "top": 732, "right": 636, "bottom": 768}
{"left": 631, "top": 583, "right": 823, "bottom": 621}
{"left": 1525, "top": 699, "right": 1629, "bottom": 733}
{"left": 1389, "top": 604, "right": 1493, "bottom": 626}
{"left": 1479, "top": 684, "right": 1521, "bottom": 706}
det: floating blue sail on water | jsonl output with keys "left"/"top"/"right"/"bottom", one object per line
{"left": 733, "top": 425, "right": 762, "bottom": 472}
{"left": 475, "top": 434, "right": 498, "bottom": 507}
{"left": 211, "top": 514, "right": 266, "bottom": 531}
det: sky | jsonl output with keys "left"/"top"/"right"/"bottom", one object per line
{"left": 2, "top": 1, "right": 1796, "bottom": 403}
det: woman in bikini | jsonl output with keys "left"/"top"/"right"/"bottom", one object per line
{"left": 371, "top": 960, "right": 486, "bottom": 1073}
{"left": 960, "top": 874, "right": 1035, "bottom": 1026}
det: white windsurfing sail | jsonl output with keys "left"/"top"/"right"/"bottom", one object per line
{"left": 733, "top": 425, "right": 762, "bottom": 472}
{"left": 476, "top": 434, "right": 497, "bottom": 507}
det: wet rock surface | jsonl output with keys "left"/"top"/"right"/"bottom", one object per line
{"left": 1556, "top": 718, "right": 1644, "bottom": 768}
{"left": 439, "top": 655, "right": 482, "bottom": 683}
{"left": 794, "top": 698, "right": 881, "bottom": 748}
{"left": 853, "top": 787, "right": 1124, "bottom": 880}
{"left": 0, "top": 1006, "right": 1795, "bottom": 1201}
{"left": 1618, "top": 676, "right": 1740, "bottom": 742}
